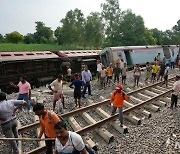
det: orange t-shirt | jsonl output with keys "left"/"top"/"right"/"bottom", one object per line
{"left": 39, "top": 110, "right": 60, "bottom": 138}
{"left": 110, "top": 90, "right": 128, "bottom": 108}
{"left": 107, "top": 67, "right": 113, "bottom": 76}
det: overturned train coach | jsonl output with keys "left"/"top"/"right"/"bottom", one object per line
{"left": 100, "top": 45, "right": 180, "bottom": 68}
{"left": 51, "top": 50, "right": 101, "bottom": 76}
{"left": 0, "top": 51, "right": 64, "bottom": 93}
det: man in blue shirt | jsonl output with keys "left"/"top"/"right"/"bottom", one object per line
{"left": 0, "top": 92, "right": 26, "bottom": 154}
{"left": 69, "top": 74, "right": 84, "bottom": 108}
{"left": 81, "top": 66, "right": 92, "bottom": 98}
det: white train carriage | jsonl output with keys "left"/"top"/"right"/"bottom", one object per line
{"left": 100, "top": 45, "right": 179, "bottom": 67}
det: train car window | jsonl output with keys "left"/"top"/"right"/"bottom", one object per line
{"left": 1, "top": 54, "right": 11, "bottom": 56}
{"left": 71, "top": 52, "right": 75, "bottom": 54}
{"left": 14, "top": 54, "right": 23, "bottom": 56}
{"left": 65, "top": 52, "right": 69, "bottom": 54}
{"left": 93, "top": 51, "right": 96, "bottom": 53}
{"left": 45, "top": 53, "right": 52, "bottom": 55}
{"left": 88, "top": 51, "right": 91, "bottom": 53}
{"left": 77, "top": 52, "right": 81, "bottom": 53}
{"left": 83, "top": 52, "right": 87, "bottom": 53}
{"left": 26, "top": 53, "right": 34, "bottom": 55}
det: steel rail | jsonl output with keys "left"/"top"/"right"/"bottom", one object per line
{"left": 18, "top": 76, "right": 175, "bottom": 134}
{"left": 76, "top": 89, "right": 172, "bottom": 135}
{"left": 27, "top": 86, "right": 172, "bottom": 154}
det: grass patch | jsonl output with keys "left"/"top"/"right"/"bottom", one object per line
{"left": 0, "top": 43, "right": 85, "bottom": 52}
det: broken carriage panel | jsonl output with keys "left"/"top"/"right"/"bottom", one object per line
{"left": 0, "top": 51, "right": 64, "bottom": 93}
{"left": 51, "top": 50, "right": 101, "bottom": 75}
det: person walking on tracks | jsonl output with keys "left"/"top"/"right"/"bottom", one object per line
{"left": 54, "top": 121, "right": 88, "bottom": 154}
{"left": 0, "top": 92, "right": 26, "bottom": 154}
{"left": 110, "top": 84, "right": 128, "bottom": 127}
{"left": 81, "top": 66, "right": 92, "bottom": 98}
{"left": 69, "top": 74, "right": 84, "bottom": 108}
{"left": 171, "top": 76, "right": 180, "bottom": 108}
{"left": 133, "top": 64, "right": 141, "bottom": 87}
{"left": 33, "top": 103, "right": 61, "bottom": 154}
{"left": 48, "top": 74, "right": 65, "bottom": 110}
{"left": 164, "top": 63, "right": 170, "bottom": 87}
{"left": 9, "top": 76, "right": 31, "bottom": 112}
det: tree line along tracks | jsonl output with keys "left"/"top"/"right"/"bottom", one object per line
{"left": 6, "top": 74, "right": 177, "bottom": 153}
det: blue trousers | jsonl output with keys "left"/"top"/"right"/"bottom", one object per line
{"left": 82, "top": 81, "right": 91, "bottom": 96}
{"left": 17, "top": 93, "right": 30, "bottom": 110}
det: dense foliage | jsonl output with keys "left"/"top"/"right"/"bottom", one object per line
{"left": 0, "top": 0, "right": 179, "bottom": 49}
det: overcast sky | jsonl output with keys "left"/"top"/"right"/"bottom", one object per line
{"left": 0, "top": 0, "right": 179, "bottom": 35}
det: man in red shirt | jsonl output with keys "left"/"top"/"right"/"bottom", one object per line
{"left": 110, "top": 84, "right": 128, "bottom": 127}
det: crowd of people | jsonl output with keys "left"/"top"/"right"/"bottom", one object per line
{"left": 0, "top": 53, "right": 180, "bottom": 154}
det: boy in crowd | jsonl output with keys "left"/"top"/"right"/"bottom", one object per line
{"left": 69, "top": 74, "right": 84, "bottom": 108}
{"left": 48, "top": 74, "right": 65, "bottom": 110}
{"left": 114, "top": 63, "right": 120, "bottom": 83}
{"left": 100, "top": 66, "right": 107, "bottom": 89}
{"left": 164, "top": 63, "right": 170, "bottom": 87}
{"left": 107, "top": 64, "right": 113, "bottom": 86}
{"left": 145, "top": 62, "right": 151, "bottom": 83}
{"left": 122, "top": 63, "right": 127, "bottom": 85}
{"left": 133, "top": 64, "right": 141, "bottom": 87}
{"left": 151, "top": 62, "right": 159, "bottom": 83}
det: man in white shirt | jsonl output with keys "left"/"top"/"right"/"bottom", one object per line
{"left": 170, "top": 55, "right": 175, "bottom": 69}
{"left": 96, "top": 60, "right": 102, "bottom": 81}
{"left": 48, "top": 74, "right": 65, "bottom": 110}
{"left": 0, "top": 92, "right": 26, "bottom": 154}
{"left": 54, "top": 121, "right": 87, "bottom": 154}
{"left": 67, "top": 66, "right": 72, "bottom": 82}
{"left": 171, "top": 76, "right": 180, "bottom": 108}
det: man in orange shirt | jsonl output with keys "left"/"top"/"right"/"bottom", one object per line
{"left": 110, "top": 84, "right": 128, "bottom": 127}
{"left": 33, "top": 103, "right": 61, "bottom": 154}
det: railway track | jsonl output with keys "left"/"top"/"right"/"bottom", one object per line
{"left": 11, "top": 74, "right": 176, "bottom": 154}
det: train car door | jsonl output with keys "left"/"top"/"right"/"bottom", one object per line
{"left": 124, "top": 50, "right": 133, "bottom": 66}
{"left": 101, "top": 51, "right": 110, "bottom": 67}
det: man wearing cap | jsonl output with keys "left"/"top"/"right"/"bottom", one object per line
{"left": 69, "top": 74, "right": 84, "bottom": 108}
{"left": 110, "top": 84, "right": 128, "bottom": 127}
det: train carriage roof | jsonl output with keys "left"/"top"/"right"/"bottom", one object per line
{"left": 57, "top": 50, "right": 101, "bottom": 58}
{"left": 0, "top": 51, "right": 60, "bottom": 62}
{"left": 101, "top": 45, "right": 179, "bottom": 54}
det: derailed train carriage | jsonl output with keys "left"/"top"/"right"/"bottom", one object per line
{"left": 51, "top": 50, "right": 101, "bottom": 75}
{"left": 100, "top": 45, "right": 180, "bottom": 68}
{"left": 0, "top": 51, "right": 64, "bottom": 93}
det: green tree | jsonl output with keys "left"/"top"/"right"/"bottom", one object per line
{"left": 144, "top": 28, "right": 157, "bottom": 45}
{"left": 0, "top": 34, "right": 4, "bottom": 43}
{"left": 5, "top": 31, "right": 24, "bottom": 43}
{"left": 119, "top": 10, "right": 146, "bottom": 46}
{"left": 54, "top": 26, "right": 63, "bottom": 45}
{"left": 24, "top": 33, "right": 35, "bottom": 44}
{"left": 84, "top": 12, "right": 104, "bottom": 48}
{"left": 101, "top": 0, "right": 122, "bottom": 46}
{"left": 60, "top": 9, "right": 85, "bottom": 46}
{"left": 172, "top": 19, "right": 180, "bottom": 44}
{"left": 151, "top": 28, "right": 163, "bottom": 45}
{"left": 34, "top": 21, "right": 53, "bottom": 44}
{"left": 161, "top": 30, "right": 174, "bottom": 45}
